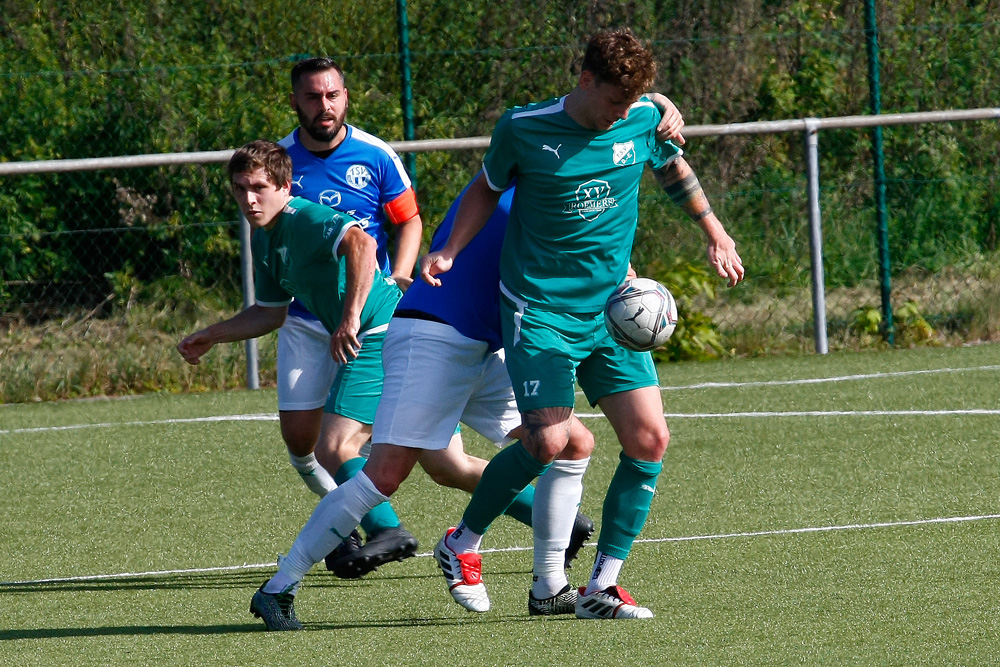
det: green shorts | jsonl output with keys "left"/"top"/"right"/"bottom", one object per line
{"left": 500, "top": 294, "right": 658, "bottom": 412}
{"left": 324, "top": 330, "right": 386, "bottom": 424}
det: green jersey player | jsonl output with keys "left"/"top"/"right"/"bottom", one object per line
{"left": 178, "top": 140, "right": 404, "bottom": 629}
{"left": 423, "top": 27, "right": 745, "bottom": 619}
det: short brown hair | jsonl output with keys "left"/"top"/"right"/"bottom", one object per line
{"left": 228, "top": 140, "right": 292, "bottom": 188}
{"left": 581, "top": 28, "right": 656, "bottom": 100}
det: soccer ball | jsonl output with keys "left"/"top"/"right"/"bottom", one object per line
{"left": 604, "top": 278, "right": 678, "bottom": 352}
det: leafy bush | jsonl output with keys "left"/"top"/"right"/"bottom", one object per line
{"left": 646, "top": 260, "right": 727, "bottom": 362}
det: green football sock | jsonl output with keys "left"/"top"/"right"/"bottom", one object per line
{"left": 334, "top": 456, "right": 401, "bottom": 535}
{"left": 502, "top": 484, "right": 535, "bottom": 527}
{"left": 463, "top": 442, "right": 550, "bottom": 535}
{"left": 597, "top": 452, "right": 663, "bottom": 560}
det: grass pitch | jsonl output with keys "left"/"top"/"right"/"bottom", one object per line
{"left": 2, "top": 344, "right": 999, "bottom": 665}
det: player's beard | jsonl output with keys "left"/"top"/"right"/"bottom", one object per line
{"left": 297, "top": 106, "right": 345, "bottom": 144}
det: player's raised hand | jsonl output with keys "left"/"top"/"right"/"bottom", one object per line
{"left": 707, "top": 234, "right": 745, "bottom": 287}
{"left": 648, "top": 92, "right": 685, "bottom": 145}
{"left": 419, "top": 251, "right": 454, "bottom": 287}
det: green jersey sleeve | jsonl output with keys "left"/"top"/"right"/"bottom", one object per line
{"left": 649, "top": 138, "right": 683, "bottom": 169}
{"left": 252, "top": 243, "right": 292, "bottom": 306}
{"left": 482, "top": 110, "right": 519, "bottom": 191}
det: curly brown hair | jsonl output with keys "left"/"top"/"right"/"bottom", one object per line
{"left": 228, "top": 140, "right": 292, "bottom": 188}
{"left": 581, "top": 28, "right": 656, "bottom": 100}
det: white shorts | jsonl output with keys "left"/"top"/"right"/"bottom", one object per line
{"left": 276, "top": 315, "right": 340, "bottom": 411}
{"left": 372, "top": 318, "right": 520, "bottom": 450}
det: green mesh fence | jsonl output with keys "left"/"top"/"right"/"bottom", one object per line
{"left": 2, "top": 2, "right": 999, "bottom": 400}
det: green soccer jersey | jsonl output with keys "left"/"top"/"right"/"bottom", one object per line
{"left": 251, "top": 196, "right": 401, "bottom": 333}
{"left": 483, "top": 94, "right": 681, "bottom": 312}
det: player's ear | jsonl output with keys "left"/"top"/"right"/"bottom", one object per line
{"left": 288, "top": 91, "right": 298, "bottom": 111}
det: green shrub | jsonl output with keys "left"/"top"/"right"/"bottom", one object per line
{"left": 646, "top": 260, "right": 727, "bottom": 362}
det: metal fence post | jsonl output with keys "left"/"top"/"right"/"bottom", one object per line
{"left": 865, "top": 0, "right": 894, "bottom": 344}
{"left": 804, "top": 118, "right": 829, "bottom": 354}
{"left": 239, "top": 211, "right": 260, "bottom": 389}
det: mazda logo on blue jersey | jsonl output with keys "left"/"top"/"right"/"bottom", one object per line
{"left": 319, "top": 190, "right": 342, "bottom": 208}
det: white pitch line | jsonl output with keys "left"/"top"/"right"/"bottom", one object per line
{"left": 4, "top": 406, "right": 999, "bottom": 437}
{"left": 657, "top": 364, "right": 1000, "bottom": 392}
{"left": 630, "top": 512, "right": 1000, "bottom": 544}
{"left": 564, "top": 364, "right": 1000, "bottom": 397}
{"left": 0, "top": 413, "right": 278, "bottom": 436}
{"left": 5, "top": 364, "right": 998, "bottom": 436}
{"left": 3, "top": 512, "right": 997, "bottom": 587}
{"left": 576, "top": 408, "right": 1000, "bottom": 419}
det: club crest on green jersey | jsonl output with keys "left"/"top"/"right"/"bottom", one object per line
{"left": 613, "top": 141, "right": 637, "bottom": 165}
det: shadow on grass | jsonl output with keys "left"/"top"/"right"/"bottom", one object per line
{"left": 0, "top": 565, "right": 548, "bottom": 641}
{"left": 0, "top": 571, "right": 266, "bottom": 594}
{"left": 0, "top": 610, "right": 553, "bottom": 641}
{"left": 0, "top": 623, "right": 265, "bottom": 640}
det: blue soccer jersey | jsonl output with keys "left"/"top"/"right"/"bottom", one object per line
{"left": 278, "top": 125, "right": 416, "bottom": 319}
{"left": 396, "top": 182, "right": 514, "bottom": 352}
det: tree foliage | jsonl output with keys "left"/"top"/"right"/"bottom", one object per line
{"left": 2, "top": 0, "right": 998, "bottom": 314}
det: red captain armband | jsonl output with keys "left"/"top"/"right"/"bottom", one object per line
{"left": 384, "top": 187, "right": 420, "bottom": 224}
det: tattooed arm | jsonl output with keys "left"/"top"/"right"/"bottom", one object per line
{"left": 653, "top": 156, "right": 745, "bottom": 287}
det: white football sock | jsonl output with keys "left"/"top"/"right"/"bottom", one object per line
{"left": 445, "top": 521, "right": 483, "bottom": 554}
{"left": 288, "top": 452, "right": 337, "bottom": 497}
{"left": 532, "top": 575, "right": 570, "bottom": 599}
{"left": 531, "top": 457, "right": 589, "bottom": 597}
{"left": 270, "top": 471, "right": 388, "bottom": 585}
{"left": 585, "top": 550, "right": 624, "bottom": 595}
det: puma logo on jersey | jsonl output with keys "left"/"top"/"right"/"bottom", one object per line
{"left": 542, "top": 144, "right": 562, "bottom": 159}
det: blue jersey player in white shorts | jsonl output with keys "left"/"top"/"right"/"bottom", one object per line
{"left": 273, "top": 57, "right": 425, "bottom": 577}
{"left": 422, "top": 28, "right": 745, "bottom": 620}
{"left": 274, "top": 57, "right": 604, "bottom": 580}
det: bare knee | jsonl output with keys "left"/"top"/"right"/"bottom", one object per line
{"left": 314, "top": 417, "right": 370, "bottom": 475}
{"left": 559, "top": 418, "right": 595, "bottom": 460}
{"left": 366, "top": 470, "right": 405, "bottom": 496}
{"left": 420, "top": 458, "right": 461, "bottom": 488}
{"left": 521, "top": 408, "right": 575, "bottom": 462}
{"left": 364, "top": 445, "right": 422, "bottom": 496}
{"left": 417, "top": 446, "right": 484, "bottom": 493}
{"left": 279, "top": 409, "right": 323, "bottom": 457}
{"left": 622, "top": 423, "right": 670, "bottom": 462}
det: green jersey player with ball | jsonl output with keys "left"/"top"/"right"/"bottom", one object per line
{"left": 422, "top": 27, "right": 745, "bottom": 619}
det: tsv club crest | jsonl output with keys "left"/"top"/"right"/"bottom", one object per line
{"left": 613, "top": 141, "right": 636, "bottom": 165}
{"left": 346, "top": 164, "right": 372, "bottom": 189}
